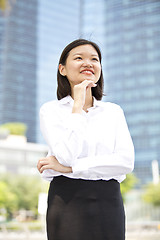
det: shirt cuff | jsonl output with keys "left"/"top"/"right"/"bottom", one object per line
{"left": 72, "top": 156, "right": 91, "bottom": 174}
{"left": 41, "top": 169, "right": 60, "bottom": 181}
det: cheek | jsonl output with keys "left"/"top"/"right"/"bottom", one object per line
{"left": 96, "top": 66, "right": 101, "bottom": 78}
{"left": 65, "top": 64, "right": 75, "bottom": 76}
{"left": 65, "top": 64, "right": 79, "bottom": 82}
{"left": 67, "top": 63, "right": 79, "bottom": 73}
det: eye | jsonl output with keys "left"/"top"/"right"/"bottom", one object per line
{"left": 75, "top": 56, "right": 82, "bottom": 60}
{"left": 92, "top": 57, "right": 99, "bottom": 61}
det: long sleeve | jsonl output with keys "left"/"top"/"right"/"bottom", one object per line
{"left": 40, "top": 101, "right": 87, "bottom": 167}
{"left": 40, "top": 97, "right": 134, "bottom": 182}
{"left": 72, "top": 107, "right": 134, "bottom": 179}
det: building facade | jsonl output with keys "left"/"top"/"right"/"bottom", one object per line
{"left": 0, "top": 134, "right": 48, "bottom": 175}
{"left": 104, "top": 0, "right": 160, "bottom": 183}
{"left": 36, "top": 0, "right": 81, "bottom": 143}
{"left": 81, "top": 0, "right": 160, "bottom": 183}
{"left": 0, "top": 0, "right": 81, "bottom": 143}
{"left": 0, "top": 0, "right": 38, "bottom": 142}
{"left": 0, "top": 0, "right": 159, "bottom": 183}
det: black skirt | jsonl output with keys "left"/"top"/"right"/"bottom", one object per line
{"left": 46, "top": 176, "right": 125, "bottom": 240}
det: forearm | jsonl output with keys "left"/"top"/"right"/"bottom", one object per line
{"left": 72, "top": 102, "right": 83, "bottom": 113}
{"left": 37, "top": 155, "right": 72, "bottom": 174}
{"left": 40, "top": 110, "right": 87, "bottom": 166}
{"left": 58, "top": 163, "right": 72, "bottom": 173}
{"left": 72, "top": 151, "right": 134, "bottom": 178}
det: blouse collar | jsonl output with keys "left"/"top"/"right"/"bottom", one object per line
{"left": 59, "top": 95, "right": 102, "bottom": 110}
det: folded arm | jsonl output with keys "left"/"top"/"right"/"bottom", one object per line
{"left": 72, "top": 107, "right": 134, "bottom": 178}
{"left": 40, "top": 102, "right": 87, "bottom": 167}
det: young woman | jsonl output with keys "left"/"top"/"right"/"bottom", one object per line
{"left": 37, "top": 39, "right": 134, "bottom": 240}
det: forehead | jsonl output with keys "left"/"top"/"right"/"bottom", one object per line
{"left": 69, "top": 44, "right": 99, "bottom": 56}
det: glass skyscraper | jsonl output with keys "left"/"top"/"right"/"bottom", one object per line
{"left": 0, "top": 0, "right": 159, "bottom": 183}
{"left": 81, "top": 0, "right": 160, "bottom": 183}
{"left": 0, "top": 0, "right": 38, "bottom": 142}
{"left": 0, "top": 0, "right": 81, "bottom": 143}
{"left": 36, "top": 0, "right": 81, "bottom": 143}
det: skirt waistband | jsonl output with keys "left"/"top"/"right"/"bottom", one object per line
{"left": 49, "top": 176, "right": 121, "bottom": 203}
{"left": 53, "top": 175, "right": 119, "bottom": 186}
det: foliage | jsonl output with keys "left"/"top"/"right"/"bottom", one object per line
{"left": 0, "top": 181, "right": 18, "bottom": 219}
{"left": 0, "top": 173, "right": 138, "bottom": 220}
{"left": 0, "top": 122, "right": 27, "bottom": 136}
{"left": 120, "top": 173, "right": 137, "bottom": 201}
{"left": 0, "top": 174, "right": 48, "bottom": 220}
{"left": 8, "top": 175, "right": 42, "bottom": 215}
{"left": 142, "top": 182, "right": 160, "bottom": 206}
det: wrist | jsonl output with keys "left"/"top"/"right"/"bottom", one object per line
{"left": 60, "top": 164, "right": 72, "bottom": 173}
{"left": 72, "top": 102, "right": 83, "bottom": 113}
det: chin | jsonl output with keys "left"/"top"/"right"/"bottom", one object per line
{"left": 84, "top": 77, "right": 94, "bottom": 81}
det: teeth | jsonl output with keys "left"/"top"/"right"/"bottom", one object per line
{"left": 82, "top": 70, "right": 93, "bottom": 74}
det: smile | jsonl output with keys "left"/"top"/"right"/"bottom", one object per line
{"left": 80, "top": 69, "right": 94, "bottom": 75}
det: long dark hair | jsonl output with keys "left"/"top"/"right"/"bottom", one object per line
{"left": 57, "top": 39, "right": 104, "bottom": 100}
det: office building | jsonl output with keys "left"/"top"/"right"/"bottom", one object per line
{"left": 81, "top": 0, "right": 160, "bottom": 183}
{"left": 0, "top": 0, "right": 81, "bottom": 143}
{"left": 1, "top": 0, "right": 159, "bottom": 183}
{"left": 36, "top": 0, "right": 81, "bottom": 143}
{"left": 0, "top": 0, "right": 38, "bottom": 142}
{"left": 0, "top": 134, "right": 48, "bottom": 174}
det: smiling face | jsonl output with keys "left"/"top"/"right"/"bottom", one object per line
{"left": 59, "top": 44, "right": 102, "bottom": 88}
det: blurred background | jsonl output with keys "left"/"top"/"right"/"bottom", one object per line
{"left": 0, "top": 0, "right": 160, "bottom": 239}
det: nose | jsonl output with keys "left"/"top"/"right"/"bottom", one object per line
{"left": 82, "top": 60, "right": 93, "bottom": 67}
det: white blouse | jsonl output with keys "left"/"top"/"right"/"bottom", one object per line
{"left": 40, "top": 95, "right": 134, "bottom": 183}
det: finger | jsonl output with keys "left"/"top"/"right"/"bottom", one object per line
{"left": 37, "top": 160, "right": 41, "bottom": 171}
{"left": 48, "top": 155, "right": 57, "bottom": 161}
{"left": 37, "top": 159, "right": 43, "bottom": 170}
{"left": 37, "top": 159, "right": 48, "bottom": 171}
{"left": 39, "top": 165, "right": 46, "bottom": 173}
{"left": 39, "top": 164, "right": 53, "bottom": 173}
{"left": 82, "top": 80, "right": 97, "bottom": 89}
{"left": 81, "top": 80, "right": 94, "bottom": 86}
{"left": 87, "top": 82, "right": 97, "bottom": 88}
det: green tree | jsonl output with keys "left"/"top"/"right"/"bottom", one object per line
{"left": 0, "top": 122, "right": 27, "bottom": 136}
{"left": 10, "top": 175, "right": 43, "bottom": 215}
{"left": 0, "top": 174, "right": 48, "bottom": 219}
{"left": 0, "top": 181, "right": 18, "bottom": 220}
{"left": 120, "top": 173, "right": 138, "bottom": 201}
{"left": 142, "top": 182, "right": 160, "bottom": 206}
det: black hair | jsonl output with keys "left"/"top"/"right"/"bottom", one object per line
{"left": 57, "top": 39, "right": 104, "bottom": 100}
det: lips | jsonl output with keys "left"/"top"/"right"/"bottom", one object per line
{"left": 80, "top": 68, "right": 94, "bottom": 74}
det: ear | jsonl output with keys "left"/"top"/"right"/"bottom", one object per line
{"left": 59, "top": 64, "right": 66, "bottom": 76}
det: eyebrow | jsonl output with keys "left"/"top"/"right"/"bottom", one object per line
{"left": 73, "top": 53, "right": 99, "bottom": 57}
